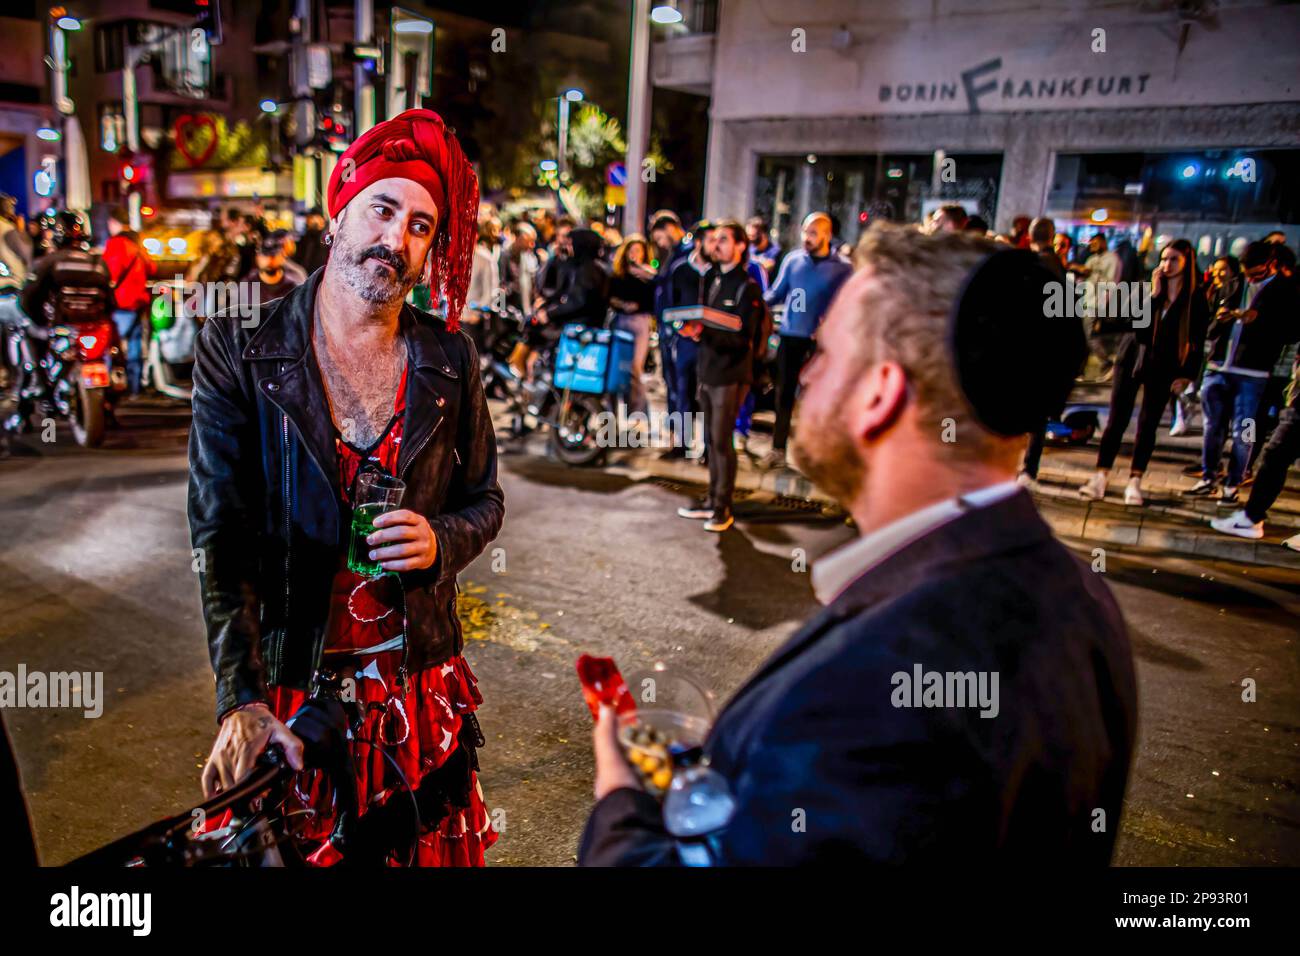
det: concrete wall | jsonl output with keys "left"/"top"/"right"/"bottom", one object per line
{"left": 697, "top": 0, "right": 1300, "bottom": 229}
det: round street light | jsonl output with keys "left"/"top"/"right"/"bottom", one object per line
{"left": 260, "top": 99, "right": 278, "bottom": 113}
{"left": 36, "top": 126, "right": 61, "bottom": 141}
{"left": 564, "top": 88, "right": 585, "bottom": 102}
{"left": 55, "top": 16, "right": 81, "bottom": 31}
{"left": 650, "top": 5, "right": 683, "bottom": 24}
{"left": 539, "top": 160, "right": 558, "bottom": 172}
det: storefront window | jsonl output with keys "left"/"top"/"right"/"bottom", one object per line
{"left": 754, "top": 152, "right": 1002, "bottom": 249}
{"left": 1046, "top": 148, "right": 1300, "bottom": 259}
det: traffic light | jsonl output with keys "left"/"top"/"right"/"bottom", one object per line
{"left": 196, "top": 0, "right": 223, "bottom": 44}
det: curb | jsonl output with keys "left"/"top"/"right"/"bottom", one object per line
{"left": 604, "top": 447, "right": 1300, "bottom": 571}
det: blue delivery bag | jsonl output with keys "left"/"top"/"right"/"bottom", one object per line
{"left": 554, "top": 324, "right": 635, "bottom": 395}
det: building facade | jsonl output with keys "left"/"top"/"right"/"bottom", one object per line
{"left": 654, "top": 0, "right": 1300, "bottom": 257}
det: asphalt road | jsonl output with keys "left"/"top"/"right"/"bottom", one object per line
{"left": 0, "top": 399, "right": 1296, "bottom": 866}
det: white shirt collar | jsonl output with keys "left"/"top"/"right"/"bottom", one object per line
{"left": 811, "top": 481, "right": 1021, "bottom": 605}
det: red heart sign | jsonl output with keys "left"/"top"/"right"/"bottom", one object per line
{"left": 173, "top": 113, "right": 219, "bottom": 168}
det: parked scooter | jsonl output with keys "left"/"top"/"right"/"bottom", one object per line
{"left": 143, "top": 278, "right": 196, "bottom": 401}
{"left": 480, "top": 304, "right": 631, "bottom": 467}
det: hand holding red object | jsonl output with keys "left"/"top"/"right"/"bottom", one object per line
{"left": 575, "top": 654, "right": 637, "bottom": 721}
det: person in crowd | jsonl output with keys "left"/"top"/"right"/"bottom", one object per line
{"left": 536, "top": 215, "right": 576, "bottom": 302}
{"left": 666, "top": 219, "right": 717, "bottom": 461}
{"left": 609, "top": 234, "right": 656, "bottom": 416}
{"left": 1080, "top": 239, "right": 1208, "bottom": 506}
{"left": 1211, "top": 297, "right": 1300, "bottom": 552}
{"left": 1019, "top": 217, "right": 1071, "bottom": 487}
{"left": 293, "top": 208, "right": 329, "bottom": 276}
{"left": 673, "top": 220, "right": 764, "bottom": 533}
{"left": 1244, "top": 243, "right": 1298, "bottom": 478}
{"left": 192, "top": 108, "right": 502, "bottom": 867}
{"left": 511, "top": 216, "right": 576, "bottom": 377}
{"left": 0, "top": 197, "right": 28, "bottom": 346}
{"left": 462, "top": 214, "right": 502, "bottom": 352}
{"left": 222, "top": 208, "right": 256, "bottom": 279}
{"left": 1082, "top": 232, "right": 1121, "bottom": 284}
{"left": 537, "top": 227, "right": 608, "bottom": 330}
{"left": 965, "top": 215, "right": 990, "bottom": 236}
{"left": 1185, "top": 241, "right": 1300, "bottom": 501}
{"left": 0, "top": 195, "right": 29, "bottom": 283}
{"left": 746, "top": 215, "right": 781, "bottom": 280}
{"left": 187, "top": 228, "right": 236, "bottom": 286}
{"left": 242, "top": 229, "right": 301, "bottom": 304}
{"left": 733, "top": 232, "right": 775, "bottom": 451}
{"left": 501, "top": 220, "right": 540, "bottom": 315}
{"left": 926, "top": 204, "right": 969, "bottom": 234}
{"left": 1010, "top": 214, "right": 1032, "bottom": 249}
{"left": 1079, "top": 232, "right": 1122, "bottom": 379}
{"left": 758, "top": 211, "right": 854, "bottom": 470}
{"left": 278, "top": 233, "right": 309, "bottom": 286}
{"left": 1029, "top": 217, "right": 1064, "bottom": 281}
{"left": 1172, "top": 254, "right": 1243, "bottom": 439}
{"left": 649, "top": 210, "right": 694, "bottom": 458}
{"left": 581, "top": 224, "right": 1133, "bottom": 867}
{"left": 1263, "top": 230, "right": 1289, "bottom": 245}
{"left": 103, "top": 206, "right": 157, "bottom": 396}
{"left": 1053, "top": 232, "right": 1074, "bottom": 273}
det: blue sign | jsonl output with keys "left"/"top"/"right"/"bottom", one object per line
{"left": 606, "top": 162, "right": 626, "bottom": 187}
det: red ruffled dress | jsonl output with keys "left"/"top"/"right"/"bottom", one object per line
{"left": 266, "top": 365, "right": 497, "bottom": 866}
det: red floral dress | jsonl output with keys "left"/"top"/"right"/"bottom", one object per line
{"left": 266, "top": 365, "right": 497, "bottom": 866}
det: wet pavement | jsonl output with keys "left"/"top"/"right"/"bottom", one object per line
{"left": 0, "top": 399, "right": 1295, "bottom": 865}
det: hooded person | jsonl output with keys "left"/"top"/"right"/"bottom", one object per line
{"left": 188, "top": 108, "right": 505, "bottom": 866}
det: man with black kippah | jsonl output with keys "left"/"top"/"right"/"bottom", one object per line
{"left": 581, "top": 223, "right": 1135, "bottom": 867}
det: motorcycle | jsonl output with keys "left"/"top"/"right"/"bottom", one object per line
{"left": 2, "top": 288, "right": 127, "bottom": 448}
{"left": 480, "top": 304, "right": 628, "bottom": 467}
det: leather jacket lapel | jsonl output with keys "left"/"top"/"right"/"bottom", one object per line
{"left": 398, "top": 305, "right": 457, "bottom": 478}
{"left": 242, "top": 271, "right": 340, "bottom": 500}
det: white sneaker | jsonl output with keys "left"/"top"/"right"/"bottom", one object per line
{"left": 1123, "top": 477, "right": 1144, "bottom": 506}
{"left": 1079, "top": 473, "right": 1108, "bottom": 500}
{"left": 1210, "top": 510, "right": 1264, "bottom": 540}
{"left": 1169, "top": 418, "right": 1189, "bottom": 437}
{"left": 1016, "top": 472, "right": 1039, "bottom": 492}
{"left": 1282, "top": 533, "right": 1300, "bottom": 552}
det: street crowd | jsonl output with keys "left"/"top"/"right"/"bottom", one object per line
{"left": 452, "top": 199, "right": 1300, "bottom": 547}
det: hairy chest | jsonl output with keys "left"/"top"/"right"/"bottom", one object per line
{"left": 316, "top": 348, "right": 405, "bottom": 449}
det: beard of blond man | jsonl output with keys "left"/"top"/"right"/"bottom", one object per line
{"left": 791, "top": 223, "right": 1026, "bottom": 535}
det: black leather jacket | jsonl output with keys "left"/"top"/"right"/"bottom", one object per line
{"left": 188, "top": 271, "right": 504, "bottom": 721}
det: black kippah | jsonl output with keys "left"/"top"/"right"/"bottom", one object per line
{"left": 950, "top": 248, "right": 1086, "bottom": 436}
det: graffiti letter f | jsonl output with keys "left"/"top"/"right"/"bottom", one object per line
{"left": 961, "top": 58, "right": 1001, "bottom": 114}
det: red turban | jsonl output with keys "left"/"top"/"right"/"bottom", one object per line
{"left": 326, "top": 108, "right": 479, "bottom": 332}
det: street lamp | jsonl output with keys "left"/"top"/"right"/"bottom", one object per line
{"left": 650, "top": 4, "right": 683, "bottom": 25}
{"left": 556, "top": 88, "right": 584, "bottom": 179}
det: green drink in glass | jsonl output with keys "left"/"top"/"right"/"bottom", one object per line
{"left": 347, "top": 471, "right": 406, "bottom": 577}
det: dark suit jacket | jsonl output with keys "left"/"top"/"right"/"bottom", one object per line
{"left": 579, "top": 491, "right": 1137, "bottom": 866}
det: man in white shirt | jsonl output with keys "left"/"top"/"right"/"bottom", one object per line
{"left": 581, "top": 224, "right": 1136, "bottom": 866}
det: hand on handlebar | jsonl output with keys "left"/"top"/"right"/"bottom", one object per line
{"left": 201, "top": 703, "right": 303, "bottom": 798}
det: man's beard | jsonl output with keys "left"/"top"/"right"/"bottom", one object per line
{"left": 334, "top": 230, "right": 418, "bottom": 304}
{"left": 790, "top": 396, "right": 865, "bottom": 509}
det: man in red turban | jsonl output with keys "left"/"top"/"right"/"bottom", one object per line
{"left": 190, "top": 109, "right": 504, "bottom": 865}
